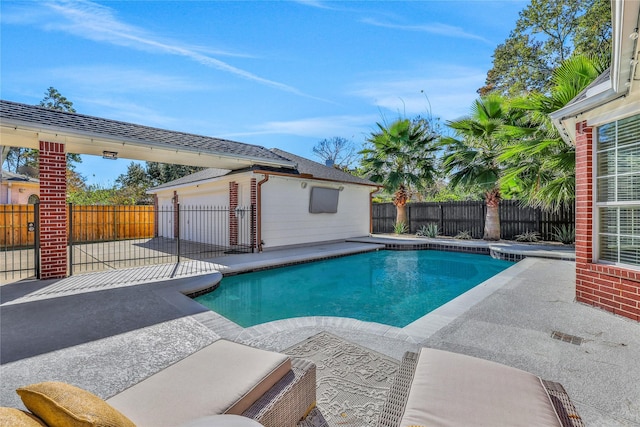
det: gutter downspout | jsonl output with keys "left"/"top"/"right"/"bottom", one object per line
{"left": 256, "top": 174, "right": 269, "bottom": 252}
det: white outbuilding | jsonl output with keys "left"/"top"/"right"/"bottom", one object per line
{"left": 148, "top": 149, "right": 379, "bottom": 252}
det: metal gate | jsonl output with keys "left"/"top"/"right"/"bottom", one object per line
{"left": 69, "top": 204, "right": 255, "bottom": 275}
{"left": 1, "top": 203, "right": 256, "bottom": 279}
{"left": 1, "top": 204, "right": 39, "bottom": 283}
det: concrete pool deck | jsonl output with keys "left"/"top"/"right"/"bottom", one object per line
{"left": 1, "top": 238, "right": 638, "bottom": 426}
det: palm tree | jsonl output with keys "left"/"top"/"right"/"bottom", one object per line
{"left": 441, "top": 94, "right": 512, "bottom": 240}
{"left": 500, "top": 55, "right": 607, "bottom": 211}
{"left": 360, "top": 117, "right": 438, "bottom": 228}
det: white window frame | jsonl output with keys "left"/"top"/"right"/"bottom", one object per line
{"left": 594, "top": 113, "right": 640, "bottom": 269}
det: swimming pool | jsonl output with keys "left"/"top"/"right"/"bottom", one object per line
{"left": 194, "top": 250, "right": 514, "bottom": 328}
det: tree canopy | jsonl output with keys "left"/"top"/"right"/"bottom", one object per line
{"left": 312, "top": 137, "right": 359, "bottom": 170}
{"left": 2, "top": 87, "right": 82, "bottom": 184}
{"left": 479, "top": 0, "right": 611, "bottom": 96}
{"left": 360, "top": 116, "right": 439, "bottom": 225}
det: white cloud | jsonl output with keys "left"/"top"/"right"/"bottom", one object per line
{"left": 292, "top": 0, "right": 335, "bottom": 10}
{"left": 361, "top": 18, "right": 491, "bottom": 43}
{"left": 13, "top": 1, "right": 311, "bottom": 97}
{"left": 77, "top": 97, "right": 185, "bottom": 128}
{"left": 350, "top": 66, "right": 486, "bottom": 122}
{"left": 48, "top": 66, "right": 211, "bottom": 93}
{"left": 224, "top": 114, "right": 379, "bottom": 140}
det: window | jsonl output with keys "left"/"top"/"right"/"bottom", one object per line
{"left": 309, "top": 187, "right": 339, "bottom": 213}
{"left": 596, "top": 114, "right": 640, "bottom": 266}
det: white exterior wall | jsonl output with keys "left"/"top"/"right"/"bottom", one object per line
{"left": 151, "top": 174, "right": 254, "bottom": 244}
{"left": 260, "top": 175, "right": 371, "bottom": 249}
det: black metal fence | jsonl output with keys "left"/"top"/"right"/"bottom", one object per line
{"left": 69, "top": 204, "right": 255, "bottom": 275}
{"left": 1, "top": 204, "right": 39, "bottom": 282}
{"left": 372, "top": 200, "right": 575, "bottom": 241}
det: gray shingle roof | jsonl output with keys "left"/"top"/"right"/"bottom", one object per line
{"left": 1, "top": 170, "right": 39, "bottom": 183}
{"left": 269, "top": 148, "right": 377, "bottom": 187}
{"left": 150, "top": 149, "right": 378, "bottom": 190}
{"left": 0, "top": 100, "right": 290, "bottom": 164}
{"left": 150, "top": 168, "right": 230, "bottom": 191}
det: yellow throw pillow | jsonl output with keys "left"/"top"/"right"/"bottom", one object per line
{"left": 0, "top": 407, "right": 47, "bottom": 427}
{"left": 16, "top": 382, "right": 136, "bottom": 427}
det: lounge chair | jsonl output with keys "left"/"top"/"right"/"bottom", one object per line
{"left": 377, "top": 348, "right": 584, "bottom": 427}
{"left": 107, "top": 339, "right": 316, "bottom": 427}
{"left": 4, "top": 339, "right": 316, "bottom": 427}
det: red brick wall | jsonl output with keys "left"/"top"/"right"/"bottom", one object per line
{"left": 39, "top": 141, "right": 68, "bottom": 279}
{"left": 229, "top": 182, "right": 238, "bottom": 246}
{"left": 574, "top": 121, "right": 640, "bottom": 321}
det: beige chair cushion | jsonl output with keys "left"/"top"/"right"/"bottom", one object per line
{"left": 0, "top": 407, "right": 47, "bottom": 427}
{"left": 16, "top": 382, "right": 135, "bottom": 427}
{"left": 399, "top": 348, "right": 563, "bottom": 427}
{"left": 107, "top": 339, "right": 291, "bottom": 427}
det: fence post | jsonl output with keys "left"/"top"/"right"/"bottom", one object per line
{"left": 68, "top": 203, "right": 73, "bottom": 277}
{"left": 176, "top": 203, "right": 181, "bottom": 263}
{"left": 34, "top": 203, "right": 41, "bottom": 279}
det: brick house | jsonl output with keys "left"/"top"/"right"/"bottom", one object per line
{"left": 550, "top": 0, "right": 640, "bottom": 321}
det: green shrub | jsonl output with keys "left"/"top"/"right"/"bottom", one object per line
{"left": 514, "top": 231, "right": 540, "bottom": 242}
{"left": 454, "top": 230, "right": 473, "bottom": 240}
{"left": 552, "top": 225, "right": 575, "bottom": 244}
{"left": 393, "top": 221, "right": 408, "bottom": 234}
{"left": 416, "top": 223, "right": 439, "bottom": 238}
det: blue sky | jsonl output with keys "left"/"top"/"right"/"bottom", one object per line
{"left": 1, "top": 0, "right": 525, "bottom": 185}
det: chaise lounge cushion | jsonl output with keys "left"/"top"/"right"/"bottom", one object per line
{"left": 399, "top": 348, "right": 563, "bottom": 427}
{"left": 107, "top": 339, "right": 292, "bottom": 427}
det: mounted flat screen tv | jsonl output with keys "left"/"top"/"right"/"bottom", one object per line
{"left": 309, "top": 187, "right": 339, "bottom": 213}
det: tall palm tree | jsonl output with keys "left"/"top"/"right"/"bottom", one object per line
{"left": 360, "top": 117, "right": 438, "bottom": 227}
{"left": 500, "top": 55, "right": 607, "bottom": 211}
{"left": 441, "top": 94, "right": 512, "bottom": 240}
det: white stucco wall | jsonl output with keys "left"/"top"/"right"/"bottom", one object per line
{"left": 0, "top": 182, "right": 39, "bottom": 204}
{"left": 260, "top": 175, "right": 371, "bottom": 249}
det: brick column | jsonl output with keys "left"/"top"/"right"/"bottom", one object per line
{"left": 39, "top": 141, "right": 68, "bottom": 279}
{"left": 229, "top": 182, "right": 238, "bottom": 246}
{"left": 575, "top": 121, "right": 594, "bottom": 305}
{"left": 172, "top": 191, "right": 179, "bottom": 239}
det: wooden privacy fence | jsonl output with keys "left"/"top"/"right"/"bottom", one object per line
{"left": 68, "top": 204, "right": 155, "bottom": 243}
{"left": 372, "top": 200, "right": 575, "bottom": 241}
{"left": 1, "top": 204, "right": 37, "bottom": 249}
{"left": 1, "top": 204, "right": 155, "bottom": 247}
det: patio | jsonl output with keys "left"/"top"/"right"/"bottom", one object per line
{"left": 1, "top": 239, "right": 638, "bottom": 426}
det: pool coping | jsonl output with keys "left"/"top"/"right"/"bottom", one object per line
{"left": 190, "top": 241, "right": 568, "bottom": 347}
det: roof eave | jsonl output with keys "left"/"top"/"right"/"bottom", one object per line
{"left": 251, "top": 169, "right": 381, "bottom": 187}
{"left": 550, "top": 0, "right": 639, "bottom": 144}
{"left": 1, "top": 118, "right": 297, "bottom": 171}
{"left": 549, "top": 87, "right": 627, "bottom": 144}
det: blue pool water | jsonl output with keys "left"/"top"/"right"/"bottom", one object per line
{"left": 195, "top": 250, "right": 514, "bottom": 328}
